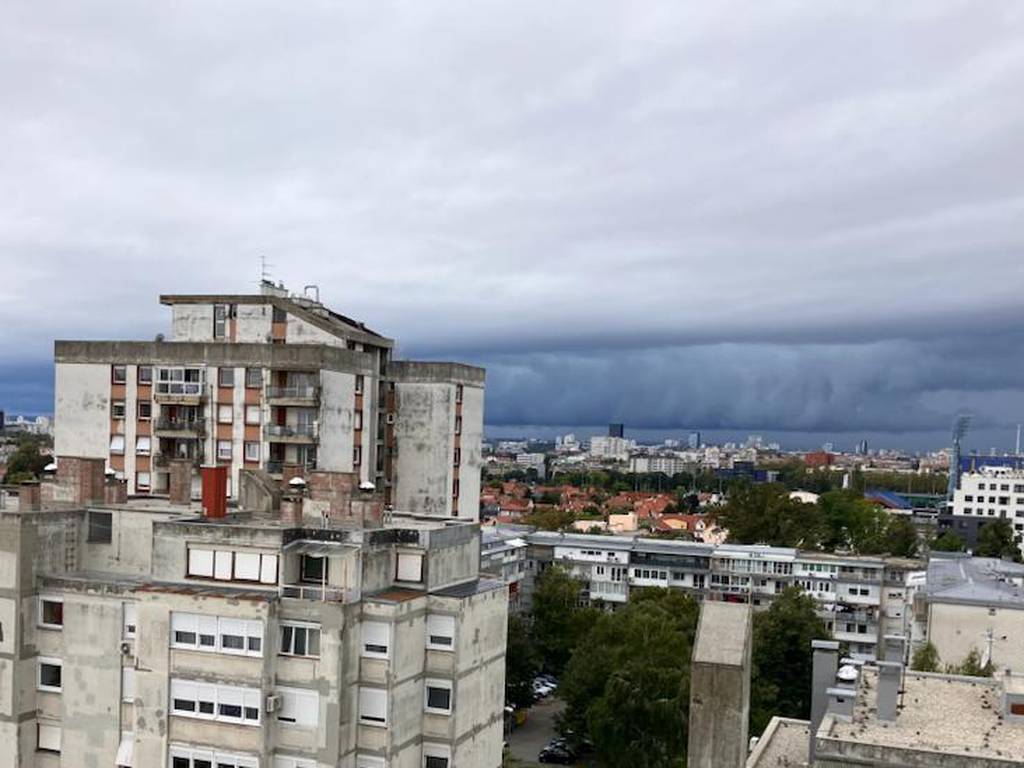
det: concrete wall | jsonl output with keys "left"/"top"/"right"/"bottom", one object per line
{"left": 457, "top": 385, "right": 484, "bottom": 520}
{"left": 928, "top": 602, "right": 1024, "bottom": 672}
{"left": 393, "top": 383, "right": 454, "bottom": 518}
{"left": 287, "top": 314, "right": 347, "bottom": 347}
{"left": 171, "top": 304, "right": 215, "bottom": 342}
{"left": 319, "top": 371, "right": 357, "bottom": 473}
{"left": 235, "top": 304, "right": 272, "bottom": 343}
{"left": 54, "top": 363, "right": 110, "bottom": 460}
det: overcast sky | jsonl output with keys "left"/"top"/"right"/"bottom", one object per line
{"left": 3, "top": 1, "right": 1024, "bottom": 450}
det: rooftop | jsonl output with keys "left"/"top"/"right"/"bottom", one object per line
{"left": 745, "top": 717, "right": 809, "bottom": 768}
{"left": 823, "top": 668, "right": 1024, "bottom": 762}
{"left": 924, "top": 553, "right": 1024, "bottom": 608}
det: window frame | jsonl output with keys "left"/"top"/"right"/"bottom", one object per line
{"left": 361, "top": 621, "right": 390, "bottom": 660}
{"left": 358, "top": 686, "right": 388, "bottom": 727}
{"left": 279, "top": 622, "right": 322, "bottom": 658}
{"left": 38, "top": 597, "right": 64, "bottom": 630}
{"left": 424, "top": 679, "right": 453, "bottom": 715}
{"left": 88, "top": 510, "right": 113, "bottom": 544}
{"left": 112, "top": 364, "right": 127, "bottom": 384}
{"left": 37, "top": 723, "right": 62, "bottom": 753}
{"left": 37, "top": 657, "right": 63, "bottom": 693}
{"left": 244, "top": 441, "right": 260, "bottom": 462}
{"left": 426, "top": 614, "right": 456, "bottom": 651}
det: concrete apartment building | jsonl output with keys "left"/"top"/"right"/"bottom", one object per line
{"left": 492, "top": 529, "right": 924, "bottom": 661}
{"left": 942, "top": 465, "right": 1024, "bottom": 555}
{"left": 916, "top": 553, "right": 1024, "bottom": 673}
{"left": 0, "top": 458, "right": 507, "bottom": 768}
{"left": 54, "top": 282, "right": 484, "bottom": 520}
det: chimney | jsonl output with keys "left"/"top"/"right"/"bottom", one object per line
{"left": 281, "top": 476, "right": 306, "bottom": 525}
{"left": 104, "top": 473, "right": 128, "bottom": 505}
{"left": 826, "top": 687, "right": 855, "bottom": 722}
{"left": 809, "top": 640, "right": 839, "bottom": 765}
{"left": 18, "top": 481, "right": 41, "bottom": 511}
{"left": 687, "top": 602, "right": 752, "bottom": 768}
{"left": 882, "top": 634, "right": 906, "bottom": 664}
{"left": 168, "top": 459, "right": 193, "bottom": 506}
{"left": 1002, "top": 671, "right": 1024, "bottom": 722}
{"left": 876, "top": 661, "right": 902, "bottom": 722}
{"left": 200, "top": 465, "right": 228, "bottom": 518}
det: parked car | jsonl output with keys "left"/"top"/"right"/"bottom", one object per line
{"left": 538, "top": 744, "right": 575, "bottom": 764}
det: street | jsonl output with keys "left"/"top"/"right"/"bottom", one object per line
{"left": 507, "top": 697, "right": 565, "bottom": 766}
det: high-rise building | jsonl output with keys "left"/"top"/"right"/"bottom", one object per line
{"left": 688, "top": 431, "right": 701, "bottom": 449}
{"left": 608, "top": 423, "right": 624, "bottom": 438}
{"left": 0, "top": 458, "right": 507, "bottom": 768}
{"left": 54, "top": 281, "right": 484, "bottom": 520}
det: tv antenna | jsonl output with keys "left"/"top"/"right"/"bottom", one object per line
{"left": 259, "top": 255, "right": 274, "bottom": 285}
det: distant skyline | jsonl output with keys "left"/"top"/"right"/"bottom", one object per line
{"left": 3, "top": 3, "right": 1024, "bottom": 449}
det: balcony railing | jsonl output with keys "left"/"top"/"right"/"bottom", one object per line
{"left": 155, "top": 416, "right": 206, "bottom": 435}
{"left": 265, "top": 460, "right": 316, "bottom": 476}
{"left": 266, "top": 424, "right": 317, "bottom": 439}
{"left": 154, "top": 382, "right": 205, "bottom": 398}
{"left": 279, "top": 584, "right": 355, "bottom": 602}
{"left": 266, "top": 385, "right": 320, "bottom": 401}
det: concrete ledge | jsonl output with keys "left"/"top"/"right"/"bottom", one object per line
{"left": 388, "top": 361, "right": 486, "bottom": 385}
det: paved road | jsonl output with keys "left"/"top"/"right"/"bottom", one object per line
{"left": 508, "top": 696, "right": 565, "bottom": 764}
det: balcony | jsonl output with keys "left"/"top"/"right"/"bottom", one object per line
{"left": 265, "top": 460, "right": 316, "bottom": 476}
{"left": 153, "top": 453, "right": 202, "bottom": 469}
{"left": 266, "top": 424, "right": 318, "bottom": 443}
{"left": 154, "top": 416, "right": 206, "bottom": 438}
{"left": 153, "top": 381, "right": 206, "bottom": 404}
{"left": 279, "top": 584, "right": 355, "bottom": 602}
{"left": 266, "top": 385, "right": 320, "bottom": 405}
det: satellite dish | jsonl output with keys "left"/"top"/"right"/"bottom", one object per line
{"left": 288, "top": 477, "right": 307, "bottom": 487}
{"left": 359, "top": 481, "right": 376, "bottom": 491}
{"left": 44, "top": 462, "right": 58, "bottom": 473}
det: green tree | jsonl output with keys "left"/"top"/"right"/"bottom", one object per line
{"left": 911, "top": 642, "right": 941, "bottom": 672}
{"left": 2, "top": 437, "right": 50, "bottom": 484}
{"left": 524, "top": 507, "right": 576, "bottom": 532}
{"left": 975, "top": 519, "right": 1023, "bottom": 562}
{"left": 718, "top": 483, "right": 822, "bottom": 548}
{"left": 531, "top": 566, "right": 600, "bottom": 673}
{"left": 818, "top": 490, "right": 889, "bottom": 553}
{"left": 559, "top": 589, "right": 699, "bottom": 767}
{"left": 882, "top": 516, "right": 919, "bottom": 558}
{"left": 948, "top": 647, "right": 993, "bottom": 677}
{"left": 504, "top": 614, "right": 540, "bottom": 710}
{"left": 750, "top": 588, "right": 831, "bottom": 735}
{"left": 930, "top": 530, "right": 966, "bottom": 552}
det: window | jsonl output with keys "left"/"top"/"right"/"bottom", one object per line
{"left": 423, "top": 744, "right": 451, "bottom": 768}
{"left": 453, "top": 479, "right": 460, "bottom": 499}
{"left": 245, "top": 368, "right": 262, "bottom": 388}
{"left": 455, "top": 384, "right": 463, "bottom": 403}
{"left": 213, "top": 304, "right": 230, "bottom": 339}
{"left": 37, "top": 723, "right": 61, "bottom": 753}
{"left": 453, "top": 448, "right": 461, "bottom": 466}
{"left": 122, "top": 666, "right": 136, "bottom": 702}
{"left": 426, "top": 615, "right": 455, "bottom": 651}
{"left": 37, "top": 658, "right": 63, "bottom": 692}
{"left": 112, "top": 400, "right": 126, "bottom": 418}
{"left": 454, "top": 416, "right": 462, "bottom": 435}
{"left": 280, "top": 622, "right": 321, "bottom": 657}
{"left": 424, "top": 680, "right": 452, "bottom": 714}
{"left": 361, "top": 621, "right": 390, "bottom": 659}
{"left": 112, "top": 365, "right": 127, "bottom": 384}
{"left": 245, "top": 405, "right": 261, "bottom": 425}
{"left": 39, "top": 598, "right": 63, "bottom": 629}
{"left": 277, "top": 687, "right": 319, "bottom": 728}
{"left": 355, "top": 375, "right": 364, "bottom": 394}
{"left": 300, "top": 555, "right": 326, "bottom": 583}
{"left": 133, "top": 436, "right": 151, "bottom": 456}
{"left": 358, "top": 687, "right": 387, "bottom": 726}
{"left": 187, "top": 548, "right": 278, "bottom": 584}
{"left": 220, "top": 617, "right": 263, "bottom": 656}
{"left": 170, "top": 679, "right": 260, "bottom": 726}
{"left": 138, "top": 400, "right": 152, "bottom": 420}
{"left": 396, "top": 552, "right": 423, "bottom": 583}
{"left": 88, "top": 511, "right": 113, "bottom": 543}
{"left": 353, "top": 446, "right": 362, "bottom": 466}
{"left": 188, "top": 548, "right": 215, "bottom": 577}
{"left": 244, "top": 441, "right": 260, "bottom": 462}
{"left": 354, "top": 410, "right": 363, "bottom": 430}
{"left": 123, "top": 603, "right": 137, "bottom": 639}
{"left": 218, "top": 404, "right": 233, "bottom": 423}
{"left": 138, "top": 365, "right": 152, "bottom": 384}
{"left": 219, "top": 367, "right": 235, "bottom": 387}
{"left": 171, "top": 745, "right": 258, "bottom": 768}
{"left": 110, "top": 434, "right": 126, "bottom": 454}
{"left": 217, "top": 440, "right": 233, "bottom": 461}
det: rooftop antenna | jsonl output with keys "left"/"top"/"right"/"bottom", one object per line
{"left": 1016, "top": 424, "right": 1021, "bottom": 456}
{"left": 259, "top": 255, "right": 274, "bottom": 286}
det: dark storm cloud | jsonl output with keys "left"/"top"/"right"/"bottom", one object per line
{"left": 2, "top": 1, "right": 1024, "bottom": 441}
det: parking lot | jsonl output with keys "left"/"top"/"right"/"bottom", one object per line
{"left": 507, "top": 696, "right": 564, "bottom": 765}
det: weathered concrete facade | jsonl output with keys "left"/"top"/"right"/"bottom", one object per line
{"left": 53, "top": 283, "right": 485, "bottom": 522}
{"left": 0, "top": 461, "right": 506, "bottom": 768}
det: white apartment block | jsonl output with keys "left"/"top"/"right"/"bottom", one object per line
{"left": 54, "top": 282, "right": 484, "bottom": 520}
{"left": 947, "top": 466, "right": 1024, "bottom": 555}
{"left": 588, "top": 436, "right": 632, "bottom": 462}
{"left": 0, "top": 459, "right": 507, "bottom": 768}
{"left": 508, "top": 530, "right": 924, "bottom": 661}
{"left": 628, "top": 455, "right": 687, "bottom": 475}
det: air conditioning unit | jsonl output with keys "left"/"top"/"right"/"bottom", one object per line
{"left": 265, "top": 693, "right": 282, "bottom": 713}
{"left": 119, "top": 641, "right": 132, "bottom": 656}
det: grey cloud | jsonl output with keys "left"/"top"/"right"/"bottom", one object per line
{"left": 1, "top": 1, "right": 1023, "bottom": 443}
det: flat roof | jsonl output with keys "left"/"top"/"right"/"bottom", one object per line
{"left": 925, "top": 554, "right": 1024, "bottom": 608}
{"left": 823, "top": 668, "right": 1024, "bottom": 761}
{"left": 693, "top": 602, "right": 751, "bottom": 667}
{"left": 746, "top": 717, "right": 809, "bottom": 768}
